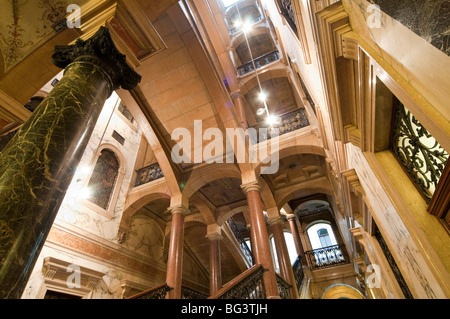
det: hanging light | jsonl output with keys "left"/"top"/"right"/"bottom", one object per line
{"left": 258, "top": 91, "right": 267, "bottom": 102}
{"left": 266, "top": 114, "right": 281, "bottom": 126}
{"left": 234, "top": 2, "right": 278, "bottom": 127}
{"left": 256, "top": 107, "right": 265, "bottom": 116}
{"left": 242, "top": 20, "right": 252, "bottom": 33}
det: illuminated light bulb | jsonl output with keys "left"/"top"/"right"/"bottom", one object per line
{"left": 258, "top": 91, "right": 267, "bottom": 102}
{"left": 77, "top": 165, "right": 91, "bottom": 176}
{"left": 79, "top": 187, "right": 92, "bottom": 200}
{"left": 256, "top": 107, "right": 265, "bottom": 116}
{"left": 242, "top": 20, "right": 252, "bottom": 33}
{"left": 266, "top": 114, "right": 281, "bottom": 125}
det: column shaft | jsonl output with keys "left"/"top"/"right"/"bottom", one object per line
{"left": 0, "top": 27, "right": 140, "bottom": 299}
{"left": 272, "top": 219, "right": 299, "bottom": 299}
{"left": 288, "top": 216, "right": 305, "bottom": 258}
{"left": 166, "top": 209, "right": 185, "bottom": 299}
{"left": 209, "top": 237, "right": 222, "bottom": 295}
{"left": 244, "top": 187, "right": 280, "bottom": 299}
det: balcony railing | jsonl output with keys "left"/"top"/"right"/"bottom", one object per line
{"left": 275, "top": 273, "right": 291, "bottom": 299}
{"left": 227, "top": 217, "right": 254, "bottom": 266}
{"left": 237, "top": 50, "right": 279, "bottom": 76}
{"left": 292, "top": 255, "right": 305, "bottom": 293}
{"left": 304, "top": 244, "right": 350, "bottom": 270}
{"left": 280, "top": 0, "right": 297, "bottom": 33}
{"left": 134, "top": 162, "right": 164, "bottom": 186}
{"left": 250, "top": 108, "right": 310, "bottom": 144}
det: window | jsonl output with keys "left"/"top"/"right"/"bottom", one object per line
{"left": 307, "top": 222, "right": 337, "bottom": 250}
{"left": 117, "top": 101, "right": 134, "bottom": 124}
{"left": 391, "top": 100, "right": 448, "bottom": 202}
{"left": 317, "top": 228, "right": 332, "bottom": 248}
{"left": 86, "top": 149, "right": 120, "bottom": 210}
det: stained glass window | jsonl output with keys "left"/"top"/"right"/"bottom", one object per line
{"left": 86, "top": 149, "right": 120, "bottom": 209}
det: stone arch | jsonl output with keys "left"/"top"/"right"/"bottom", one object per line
{"left": 121, "top": 188, "right": 171, "bottom": 232}
{"left": 182, "top": 163, "right": 242, "bottom": 199}
{"left": 189, "top": 196, "right": 216, "bottom": 225}
{"left": 275, "top": 181, "right": 333, "bottom": 209}
{"left": 293, "top": 199, "right": 331, "bottom": 216}
{"left": 321, "top": 284, "right": 365, "bottom": 299}
{"left": 239, "top": 68, "right": 291, "bottom": 96}
{"left": 254, "top": 135, "right": 326, "bottom": 178}
{"left": 216, "top": 204, "right": 249, "bottom": 226}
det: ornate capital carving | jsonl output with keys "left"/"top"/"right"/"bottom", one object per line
{"left": 52, "top": 26, "right": 141, "bottom": 91}
{"left": 168, "top": 205, "right": 189, "bottom": 216}
{"left": 230, "top": 90, "right": 243, "bottom": 100}
{"left": 241, "top": 181, "right": 260, "bottom": 193}
{"left": 268, "top": 215, "right": 284, "bottom": 225}
{"left": 206, "top": 223, "right": 223, "bottom": 240}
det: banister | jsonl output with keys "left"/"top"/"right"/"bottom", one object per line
{"left": 127, "top": 283, "right": 173, "bottom": 299}
{"left": 208, "top": 264, "right": 266, "bottom": 299}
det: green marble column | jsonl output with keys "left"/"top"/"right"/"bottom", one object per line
{"left": 0, "top": 26, "right": 141, "bottom": 298}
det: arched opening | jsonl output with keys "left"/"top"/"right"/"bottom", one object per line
{"left": 322, "top": 284, "right": 365, "bottom": 299}
{"left": 85, "top": 148, "right": 120, "bottom": 210}
{"left": 306, "top": 222, "right": 337, "bottom": 250}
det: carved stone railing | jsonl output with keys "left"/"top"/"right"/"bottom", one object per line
{"left": 237, "top": 50, "right": 279, "bottom": 76}
{"left": 127, "top": 283, "right": 173, "bottom": 299}
{"left": 134, "top": 162, "right": 164, "bottom": 186}
{"left": 227, "top": 217, "right": 255, "bottom": 266}
{"left": 181, "top": 285, "right": 209, "bottom": 299}
{"left": 250, "top": 108, "right": 310, "bottom": 144}
{"left": 275, "top": 273, "right": 291, "bottom": 299}
{"left": 292, "top": 255, "right": 305, "bottom": 293}
{"left": 304, "top": 244, "right": 350, "bottom": 270}
{"left": 208, "top": 264, "right": 266, "bottom": 299}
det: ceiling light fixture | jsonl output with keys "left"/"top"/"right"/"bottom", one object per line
{"left": 258, "top": 91, "right": 267, "bottom": 102}
{"left": 234, "top": 3, "right": 275, "bottom": 124}
{"left": 256, "top": 107, "right": 265, "bottom": 116}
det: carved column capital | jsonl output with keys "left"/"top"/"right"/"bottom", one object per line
{"left": 52, "top": 26, "right": 141, "bottom": 92}
{"left": 206, "top": 223, "right": 223, "bottom": 241}
{"left": 241, "top": 181, "right": 260, "bottom": 193}
{"left": 168, "top": 205, "right": 189, "bottom": 216}
{"left": 286, "top": 214, "right": 296, "bottom": 221}
{"left": 230, "top": 90, "right": 243, "bottom": 100}
{"left": 268, "top": 215, "right": 284, "bottom": 226}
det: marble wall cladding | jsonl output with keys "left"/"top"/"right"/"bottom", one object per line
{"left": 371, "top": 0, "right": 450, "bottom": 56}
{"left": 123, "top": 215, "right": 165, "bottom": 263}
{"left": 55, "top": 92, "right": 141, "bottom": 242}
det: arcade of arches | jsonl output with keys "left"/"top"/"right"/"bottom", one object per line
{"left": 0, "top": 0, "right": 449, "bottom": 299}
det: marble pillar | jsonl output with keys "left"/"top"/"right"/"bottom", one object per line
{"left": 287, "top": 215, "right": 305, "bottom": 258}
{"left": 0, "top": 26, "right": 141, "bottom": 299}
{"left": 270, "top": 216, "right": 299, "bottom": 299}
{"left": 241, "top": 182, "right": 280, "bottom": 299}
{"left": 165, "top": 206, "right": 188, "bottom": 299}
{"left": 206, "top": 230, "right": 222, "bottom": 295}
